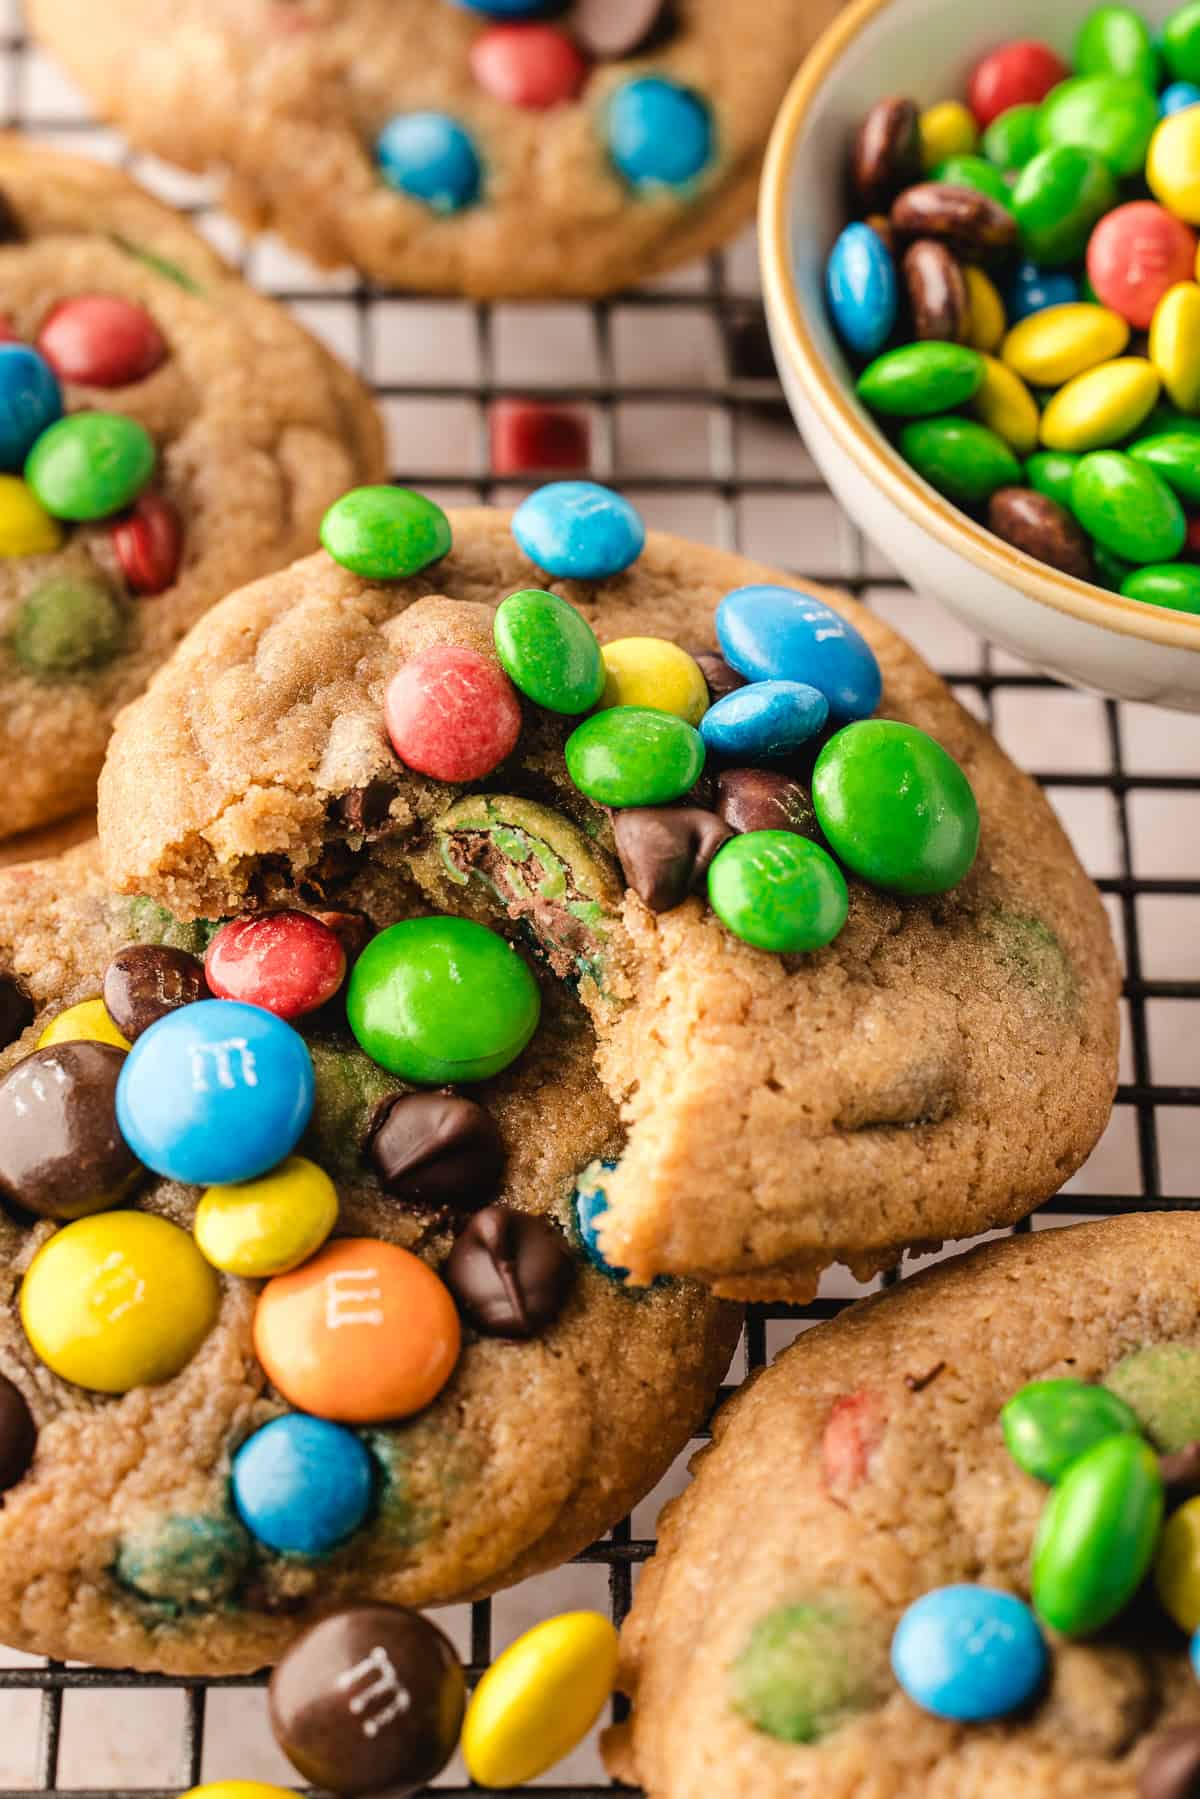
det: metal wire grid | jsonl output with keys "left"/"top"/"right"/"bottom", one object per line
{"left": 2, "top": 6, "right": 1199, "bottom": 1794}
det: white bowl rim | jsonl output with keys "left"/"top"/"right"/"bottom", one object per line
{"left": 758, "top": 0, "right": 1200, "bottom": 655}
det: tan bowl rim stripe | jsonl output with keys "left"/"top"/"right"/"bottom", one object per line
{"left": 758, "top": 0, "right": 1200, "bottom": 654}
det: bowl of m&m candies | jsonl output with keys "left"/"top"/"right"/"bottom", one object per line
{"left": 760, "top": 0, "right": 1200, "bottom": 707}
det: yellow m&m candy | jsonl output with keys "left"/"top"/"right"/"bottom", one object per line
{"left": 963, "top": 268, "right": 1006, "bottom": 354}
{"left": 918, "top": 99, "right": 978, "bottom": 170}
{"left": 179, "top": 1787, "right": 294, "bottom": 1799}
{"left": 1039, "top": 358, "right": 1161, "bottom": 453}
{"left": 195, "top": 1155, "right": 337, "bottom": 1278}
{"left": 1148, "top": 108, "right": 1200, "bottom": 225}
{"left": 1149, "top": 282, "right": 1200, "bottom": 415}
{"left": 0, "top": 476, "right": 63, "bottom": 558}
{"left": 1002, "top": 304, "right": 1130, "bottom": 389}
{"left": 972, "top": 356, "right": 1040, "bottom": 455}
{"left": 38, "top": 998, "right": 130, "bottom": 1052}
{"left": 462, "top": 1611, "right": 619, "bottom": 1788}
{"left": 599, "top": 638, "right": 708, "bottom": 725}
{"left": 1156, "top": 1496, "right": 1200, "bottom": 1633}
{"left": 21, "top": 1212, "right": 219, "bottom": 1393}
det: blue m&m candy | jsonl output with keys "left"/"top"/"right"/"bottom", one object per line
{"left": 573, "top": 1162, "right": 632, "bottom": 1283}
{"left": 231, "top": 1414, "right": 374, "bottom": 1556}
{"left": 376, "top": 112, "right": 482, "bottom": 213}
{"left": 1004, "top": 260, "right": 1080, "bottom": 323}
{"left": 700, "top": 680, "right": 829, "bottom": 762}
{"left": 606, "top": 78, "right": 714, "bottom": 190}
{"left": 891, "top": 1586, "right": 1048, "bottom": 1722}
{"left": 1161, "top": 80, "right": 1200, "bottom": 114}
{"left": 452, "top": 0, "right": 548, "bottom": 11}
{"left": 513, "top": 481, "right": 645, "bottom": 579}
{"left": 716, "top": 586, "right": 882, "bottom": 724}
{"left": 826, "top": 222, "right": 899, "bottom": 358}
{"left": 116, "top": 999, "right": 314, "bottom": 1186}
{"left": 0, "top": 345, "right": 62, "bottom": 472}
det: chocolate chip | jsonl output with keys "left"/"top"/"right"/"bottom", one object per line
{"left": 903, "top": 239, "right": 969, "bottom": 343}
{"left": 269, "top": 1604, "right": 465, "bottom": 1796}
{"left": 0, "top": 977, "right": 33, "bottom": 1052}
{"left": 0, "top": 1377, "right": 35, "bottom": 1494}
{"left": 569, "top": 0, "right": 674, "bottom": 58}
{"left": 613, "top": 806, "right": 733, "bottom": 913}
{"left": 987, "top": 487, "right": 1095, "bottom": 583}
{"left": 1161, "top": 1441, "right": 1200, "bottom": 1499}
{"left": 717, "top": 768, "right": 821, "bottom": 840}
{"left": 334, "top": 779, "right": 396, "bottom": 836}
{"left": 102, "top": 944, "right": 209, "bottom": 1042}
{"left": 688, "top": 648, "right": 748, "bottom": 705}
{"left": 443, "top": 1204, "right": 576, "bottom": 1339}
{"left": 853, "top": 97, "right": 922, "bottom": 213}
{"left": 1139, "top": 1727, "right": 1200, "bottom": 1799}
{"left": 890, "top": 183, "right": 1018, "bottom": 259}
{"left": 0, "top": 191, "right": 21, "bottom": 245}
{"left": 0, "top": 1043, "right": 142, "bottom": 1222}
{"left": 369, "top": 1091, "right": 504, "bottom": 1209}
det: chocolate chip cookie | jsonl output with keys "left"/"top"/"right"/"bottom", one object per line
{"left": 0, "top": 841, "right": 739, "bottom": 1673}
{"left": 27, "top": 0, "right": 843, "bottom": 298}
{"left": 0, "top": 141, "right": 384, "bottom": 841}
{"left": 607, "top": 1214, "right": 1200, "bottom": 1799}
{"left": 97, "top": 493, "right": 1120, "bottom": 1300}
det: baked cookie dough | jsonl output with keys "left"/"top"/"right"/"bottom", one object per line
{"left": 0, "top": 842, "right": 738, "bottom": 1673}
{"left": 98, "top": 496, "right": 1120, "bottom": 1300}
{"left": 27, "top": 0, "right": 843, "bottom": 298}
{"left": 607, "top": 1214, "right": 1200, "bottom": 1799}
{"left": 0, "top": 141, "right": 384, "bottom": 841}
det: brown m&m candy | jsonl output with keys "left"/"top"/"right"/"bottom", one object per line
{"left": 269, "top": 1604, "right": 465, "bottom": 1796}
{"left": 0, "top": 1377, "right": 36, "bottom": 1494}
{"left": 613, "top": 806, "right": 732, "bottom": 913}
{"left": 443, "top": 1204, "right": 576, "bottom": 1339}
{"left": 1140, "top": 1727, "right": 1200, "bottom": 1799}
{"left": 0, "top": 976, "right": 33, "bottom": 1051}
{"left": 369, "top": 1091, "right": 504, "bottom": 1209}
{"left": 1161, "top": 1442, "right": 1200, "bottom": 1499}
{"left": 102, "top": 943, "right": 209, "bottom": 1042}
{"left": 568, "top": 0, "right": 673, "bottom": 59}
{"left": 717, "top": 767, "right": 821, "bottom": 840}
{"left": 0, "top": 1042, "right": 142, "bottom": 1221}
{"left": 689, "top": 648, "right": 747, "bottom": 705}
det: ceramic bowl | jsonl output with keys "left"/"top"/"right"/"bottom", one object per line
{"left": 759, "top": 0, "right": 1200, "bottom": 709}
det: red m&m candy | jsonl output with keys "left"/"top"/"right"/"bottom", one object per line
{"left": 1086, "top": 202, "right": 1199, "bottom": 329}
{"left": 470, "top": 24, "right": 589, "bottom": 109}
{"left": 205, "top": 912, "right": 347, "bottom": 1021}
{"left": 490, "top": 399, "right": 590, "bottom": 475}
{"left": 111, "top": 492, "right": 183, "bottom": 595}
{"left": 967, "top": 41, "right": 1069, "bottom": 127}
{"left": 384, "top": 645, "right": 522, "bottom": 783}
{"left": 36, "top": 294, "right": 167, "bottom": 388}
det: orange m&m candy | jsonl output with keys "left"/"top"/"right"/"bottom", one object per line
{"left": 253, "top": 1237, "right": 461, "bottom": 1423}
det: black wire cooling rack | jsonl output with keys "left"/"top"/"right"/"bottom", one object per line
{"left": 3, "top": 7, "right": 1199, "bottom": 1794}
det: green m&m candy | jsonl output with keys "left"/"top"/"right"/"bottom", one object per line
{"left": 1026, "top": 450, "right": 1081, "bottom": 511}
{"left": 25, "top": 413, "right": 155, "bottom": 521}
{"left": 320, "top": 485, "right": 452, "bottom": 579}
{"left": 347, "top": 916, "right": 540, "bottom": 1084}
{"left": 933, "top": 154, "right": 1015, "bottom": 210}
{"left": 1164, "top": 0, "right": 1200, "bottom": 82}
{"left": 898, "top": 417, "right": 1021, "bottom": 507}
{"left": 1037, "top": 75, "right": 1160, "bottom": 178}
{"left": 1012, "top": 145, "right": 1117, "bottom": 264}
{"left": 1071, "top": 451, "right": 1187, "bottom": 565}
{"left": 855, "top": 343, "right": 983, "bottom": 418}
{"left": 1074, "top": 5, "right": 1160, "bottom": 86}
{"left": 982, "top": 104, "right": 1042, "bottom": 171}
{"left": 1121, "top": 564, "right": 1200, "bottom": 613}
{"left": 493, "top": 588, "right": 604, "bottom": 714}
{"left": 12, "top": 573, "right": 127, "bottom": 677}
{"left": 1090, "top": 540, "right": 1135, "bottom": 591}
{"left": 1127, "top": 432, "right": 1200, "bottom": 505}
{"left": 1031, "top": 1434, "right": 1164, "bottom": 1637}
{"left": 707, "top": 832, "right": 849, "bottom": 954}
{"left": 1002, "top": 1378, "right": 1141, "bottom": 1485}
{"left": 812, "top": 720, "right": 980, "bottom": 896}
{"left": 565, "top": 706, "right": 704, "bottom": 808}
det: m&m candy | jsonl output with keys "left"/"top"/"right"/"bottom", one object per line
{"left": 204, "top": 912, "right": 346, "bottom": 1021}
{"left": 36, "top": 295, "right": 167, "bottom": 388}
{"left": 232, "top": 1414, "right": 374, "bottom": 1555}
{"left": 0, "top": 344, "right": 61, "bottom": 470}
{"left": 252, "top": 1237, "right": 461, "bottom": 1423}
{"left": 512, "top": 480, "right": 645, "bottom": 578}
{"left": 194, "top": 1155, "right": 338, "bottom": 1278}
{"left": 461, "top": 1611, "right": 619, "bottom": 1787}
{"left": 891, "top": 1586, "right": 1048, "bottom": 1721}
{"left": 116, "top": 999, "right": 315, "bottom": 1186}
{"left": 384, "top": 644, "right": 522, "bottom": 783}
